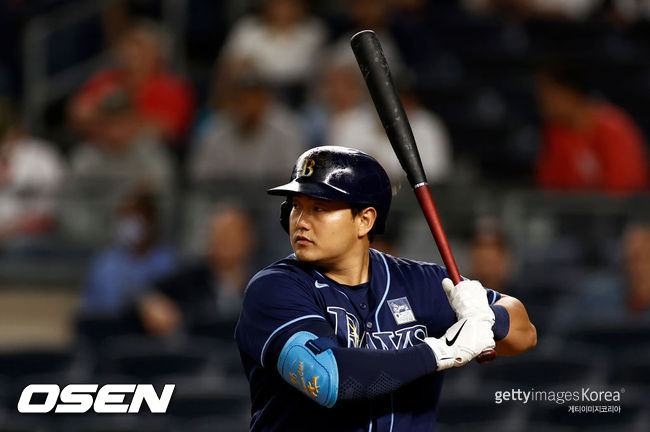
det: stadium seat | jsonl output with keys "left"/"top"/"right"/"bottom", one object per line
{"left": 0, "top": 350, "right": 73, "bottom": 380}
{"left": 189, "top": 318, "right": 238, "bottom": 343}
{"left": 74, "top": 316, "right": 142, "bottom": 373}
{"left": 522, "top": 425, "right": 574, "bottom": 432}
{"left": 566, "top": 322, "right": 650, "bottom": 353}
{"left": 57, "top": 413, "right": 175, "bottom": 432}
{"left": 525, "top": 19, "right": 609, "bottom": 57}
{"left": 75, "top": 316, "right": 137, "bottom": 345}
{"left": 212, "top": 342, "right": 245, "bottom": 376}
{"left": 0, "top": 412, "right": 51, "bottom": 432}
{"left": 167, "top": 391, "right": 249, "bottom": 419}
{"left": 436, "top": 395, "right": 519, "bottom": 431}
{"left": 607, "top": 348, "right": 650, "bottom": 388}
{"left": 437, "top": 421, "right": 521, "bottom": 432}
{"left": 476, "top": 349, "right": 604, "bottom": 388}
{"left": 99, "top": 336, "right": 213, "bottom": 380}
{"left": 164, "top": 372, "right": 250, "bottom": 422}
{"left": 186, "top": 416, "right": 250, "bottom": 432}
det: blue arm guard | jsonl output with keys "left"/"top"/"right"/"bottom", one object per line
{"left": 277, "top": 331, "right": 339, "bottom": 408}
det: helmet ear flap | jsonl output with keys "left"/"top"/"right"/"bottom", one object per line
{"left": 280, "top": 199, "right": 291, "bottom": 234}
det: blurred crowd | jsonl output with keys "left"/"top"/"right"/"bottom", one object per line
{"left": 1, "top": 0, "right": 650, "bottom": 430}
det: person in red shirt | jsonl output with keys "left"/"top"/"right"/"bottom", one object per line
{"left": 535, "top": 61, "right": 648, "bottom": 192}
{"left": 69, "top": 20, "right": 195, "bottom": 147}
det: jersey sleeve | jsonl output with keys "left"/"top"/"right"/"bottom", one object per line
{"left": 485, "top": 287, "right": 501, "bottom": 305}
{"left": 235, "top": 267, "right": 327, "bottom": 368}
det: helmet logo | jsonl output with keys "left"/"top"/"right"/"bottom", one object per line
{"left": 300, "top": 158, "right": 315, "bottom": 177}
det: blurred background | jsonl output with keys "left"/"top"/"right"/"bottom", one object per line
{"left": 0, "top": 0, "right": 649, "bottom": 431}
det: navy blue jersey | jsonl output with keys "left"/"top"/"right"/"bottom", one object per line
{"left": 235, "top": 248, "right": 501, "bottom": 432}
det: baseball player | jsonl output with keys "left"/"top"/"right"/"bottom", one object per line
{"left": 235, "top": 146, "right": 536, "bottom": 431}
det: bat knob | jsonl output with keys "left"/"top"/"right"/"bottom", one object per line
{"left": 476, "top": 348, "right": 496, "bottom": 364}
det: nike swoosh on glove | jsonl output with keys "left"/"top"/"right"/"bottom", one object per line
{"left": 424, "top": 318, "right": 495, "bottom": 371}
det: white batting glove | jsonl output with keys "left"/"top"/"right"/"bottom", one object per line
{"left": 442, "top": 278, "right": 495, "bottom": 324}
{"left": 424, "top": 318, "right": 495, "bottom": 371}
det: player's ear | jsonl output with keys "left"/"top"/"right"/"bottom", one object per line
{"left": 356, "top": 207, "right": 377, "bottom": 238}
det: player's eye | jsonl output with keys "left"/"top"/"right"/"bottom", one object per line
{"left": 313, "top": 205, "right": 324, "bottom": 212}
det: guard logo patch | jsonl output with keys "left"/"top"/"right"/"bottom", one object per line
{"left": 387, "top": 297, "right": 416, "bottom": 325}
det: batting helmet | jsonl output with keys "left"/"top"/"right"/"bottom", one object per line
{"left": 268, "top": 146, "right": 392, "bottom": 234}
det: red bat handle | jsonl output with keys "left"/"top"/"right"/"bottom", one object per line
{"left": 413, "top": 184, "right": 497, "bottom": 364}
{"left": 413, "top": 185, "right": 461, "bottom": 283}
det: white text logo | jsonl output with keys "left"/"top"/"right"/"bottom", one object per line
{"left": 18, "top": 384, "right": 175, "bottom": 414}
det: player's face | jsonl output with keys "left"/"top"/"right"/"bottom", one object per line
{"left": 289, "top": 195, "right": 364, "bottom": 266}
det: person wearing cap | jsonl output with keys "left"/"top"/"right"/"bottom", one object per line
{"left": 187, "top": 63, "right": 306, "bottom": 183}
{"left": 235, "top": 146, "right": 536, "bottom": 431}
{"left": 69, "top": 20, "right": 195, "bottom": 147}
{"left": 69, "top": 88, "right": 174, "bottom": 193}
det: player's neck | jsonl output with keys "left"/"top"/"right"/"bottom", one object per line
{"left": 322, "top": 247, "right": 370, "bottom": 287}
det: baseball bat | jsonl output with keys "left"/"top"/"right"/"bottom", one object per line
{"left": 351, "top": 30, "right": 496, "bottom": 363}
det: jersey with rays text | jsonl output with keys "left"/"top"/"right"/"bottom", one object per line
{"left": 235, "top": 248, "right": 501, "bottom": 432}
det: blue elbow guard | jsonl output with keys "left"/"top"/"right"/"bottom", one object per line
{"left": 277, "top": 331, "right": 339, "bottom": 408}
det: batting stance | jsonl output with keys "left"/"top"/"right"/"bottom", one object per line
{"left": 235, "top": 146, "right": 536, "bottom": 431}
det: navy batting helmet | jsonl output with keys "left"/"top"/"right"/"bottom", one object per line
{"left": 268, "top": 146, "right": 392, "bottom": 234}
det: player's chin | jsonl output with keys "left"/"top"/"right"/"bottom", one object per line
{"left": 292, "top": 245, "right": 319, "bottom": 262}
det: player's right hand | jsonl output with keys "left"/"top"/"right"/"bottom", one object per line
{"left": 423, "top": 318, "right": 495, "bottom": 371}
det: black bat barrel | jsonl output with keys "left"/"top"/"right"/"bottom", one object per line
{"left": 350, "top": 30, "right": 427, "bottom": 187}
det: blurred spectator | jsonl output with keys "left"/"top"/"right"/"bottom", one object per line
{"left": 218, "top": 0, "right": 327, "bottom": 106}
{"left": 356, "top": 84, "right": 452, "bottom": 184}
{"left": 306, "top": 52, "right": 451, "bottom": 184}
{"left": 462, "top": 0, "right": 602, "bottom": 20}
{"left": 69, "top": 20, "right": 195, "bottom": 146}
{"left": 608, "top": 0, "right": 650, "bottom": 24}
{"left": 622, "top": 223, "right": 650, "bottom": 315}
{"left": 137, "top": 205, "right": 256, "bottom": 336}
{"left": 390, "top": 0, "right": 464, "bottom": 88}
{"left": 80, "top": 187, "right": 178, "bottom": 317}
{"left": 188, "top": 67, "right": 305, "bottom": 182}
{"left": 568, "top": 223, "right": 650, "bottom": 322}
{"left": 300, "top": 52, "right": 362, "bottom": 148}
{"left": 0, "top": 98, "right": 66, "bottom": 244}
{"left": 535, "top": 61, "right": 648, "bottom": 193}
{"left": 344, "top": 0, "right": 393, "bottom": 34}
{"left": 329, "top": 0, "right": 404, "bottom": 77}
{"left": 70, "top": 88, "right": 174, "bottom": 192}
{"left": 467, "top": 218, "right": 514, "bottom": 293}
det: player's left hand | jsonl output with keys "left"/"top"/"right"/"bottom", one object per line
{"left": 442, "top": 278, "right": 495, "bottom": 324}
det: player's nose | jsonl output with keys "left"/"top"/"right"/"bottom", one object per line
{"left": 293, "top": 208, "right": 311, "bottom": 230}
{"left": 297, "top": 214, "right": 312, "bottom": 230}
